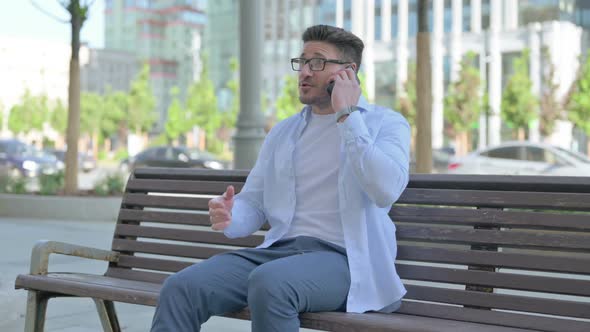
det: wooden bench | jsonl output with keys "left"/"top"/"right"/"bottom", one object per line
{"left": 15, "top": 167, "right": 590, "bottom": 332}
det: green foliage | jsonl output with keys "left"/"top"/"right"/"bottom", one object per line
{"left": 80, "top": 92, "right": 102, "bottom": 135}
{"left": 395, "top": 62, "right": 417, "bottom": 130}
{"left": 39, "top": 171, "right": 65, "bottom": 195}
{"left": 165, "top": 87, "right": 187, "bottom": 142}
{"left": 444, "top": 52, "right": 482, "bottom": 135}
{"left": 501, "top": 49, "right": 538, "bottom": 133}
{"left": 0, "top": 176, "right": 28, "bottom": 194}
{"left": 568, "top": 55, "right": 590, "bottom": 136}
{"left": 128, "top": 63, "right": 157, "bottom": 134}
{"left": 93, "top": 173, "right": 126, "bottom": 196}
{"left": 186, "top": 54, "right": 223, "bottom": 154}
{"left": 222, "top": 58, "right": 240, "bottom": 129}
{"left": 539, "top": 47, "right": 563, "bottom": 137}
{"left": 50, "top": 99, "right": 68, "bottom": 134}
{"left": 275, "top": 75, "right": 301, "bottom": 122}
{"left": 8, "top": 90, "right": 49, "bottom": 135}
{"left": 114, "top": 148, "right": 129, "bottom": 162}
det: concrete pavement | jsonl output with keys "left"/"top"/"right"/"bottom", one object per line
{"left": 0, "top": 217, "right": 316, "bottom": 331}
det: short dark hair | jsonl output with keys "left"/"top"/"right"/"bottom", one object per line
{"left": 302, "top": 25, "right": 364, "bottom": 71}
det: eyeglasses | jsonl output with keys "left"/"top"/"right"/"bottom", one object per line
{"left": 290, "top": 57, "right": 351, "bottom": 71}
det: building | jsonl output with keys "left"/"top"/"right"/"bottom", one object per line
{"left": 207, "top": 0, "right": 589, "bottom": 153}
{"left": 104, "top": 0, "right": 206, "bottom": 132}
{"left": 80, "top": 47, "right": 139, "bottom": 94}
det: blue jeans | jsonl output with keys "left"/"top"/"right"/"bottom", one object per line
{"left": 150, "top": 236, "right": 350, "bottom": 332}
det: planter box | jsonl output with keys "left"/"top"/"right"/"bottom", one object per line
{"left": 0, "top": 194, "right": 122, "bottom": 222}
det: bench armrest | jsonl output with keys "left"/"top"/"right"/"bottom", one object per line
{"left": 29, "top": 240, "right": 120, "bottom": 275}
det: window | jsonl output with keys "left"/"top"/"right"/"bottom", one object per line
{"left": 482, "top": 147, "right": 520, "bottom": 160}
{"left": 525, "top": 147, "right": 547, "bottom": 162}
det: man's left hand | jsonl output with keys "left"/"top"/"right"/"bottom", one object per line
{"left": 329, "top": 67, "right": 361, "bottom": 115}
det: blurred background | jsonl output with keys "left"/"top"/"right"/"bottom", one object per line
{"left": 1, "top": 0, "right": 590, "bottom": 196}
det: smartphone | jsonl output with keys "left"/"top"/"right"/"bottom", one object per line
{"left": 326, "top": 67, "right": 360, "bottom": 96}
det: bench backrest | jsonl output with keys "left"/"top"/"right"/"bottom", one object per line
{"left": 109, "top": 168, "right": 590, "bottom": 332}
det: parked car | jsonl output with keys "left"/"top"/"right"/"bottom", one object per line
{"left": 45, "top": 149, "right": 97, "bottom": 173}
{"left": 410, "top": 147, "right": 455, "bottom": 173}
{"left": 119, "top": 146, "right": 227, "bottom": 172}
{"left": 447, "top": 141, "right": 590, "bottom": 176}
{"left": 0, "top": 139, "right": 63, "bottom": 178}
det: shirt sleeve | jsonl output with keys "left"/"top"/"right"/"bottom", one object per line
{"left": 223, "top": 125, "right": 278, "bottom": 238}
{"left": 337, "top": 109, "right": 411, "bottom": 208}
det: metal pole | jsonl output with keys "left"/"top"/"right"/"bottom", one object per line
{"left": 234, "top": 0, "right": 266, "bottom": 169}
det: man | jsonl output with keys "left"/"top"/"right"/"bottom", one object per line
{"left": 151, "top": 24, "right": 410, "bottom": 332}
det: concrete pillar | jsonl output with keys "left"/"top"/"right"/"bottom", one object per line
{"left": 381, "top": 0, "right": 391, "bottom": 41}
{"left": 365, "top": 0, "right": 375, "bottom": 102}
{"left": 352, "top": 0, "right": 365, "bottom": 40}
{"left": 529, "top": 23, "right": 542, "bottom": 142}
{"left": 471, "top": 0, "right": 481, "bottom": 33}
{"left": 472, "top": 0, "right": 486, "bottom": 148}
{"left": 488, "top": 0, "right": 502, "bottom": 146}
{"left": 234, "top": 0, "right": 266, "bottom": 169}
{"left": 432, "top": 0, "right": 444, "bottom": 149}
{"left": 396, "top": 0, "right": 409, "bottom": 95}
{"left": 451, "top": 0, "right": 463, "bottom": 82}
{"left": 504, "top": 0, "right": 518, "bottom": 30}
{"left": 336, "top": 0, "right": 344, "bottom": 28}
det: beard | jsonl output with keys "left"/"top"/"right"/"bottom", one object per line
{"left": 299, "top": 89, "right": 331, "bottom": 108}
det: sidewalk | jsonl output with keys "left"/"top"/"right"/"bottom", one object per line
{"left": 0, "top": 217, "right": 279, "bottom": 331}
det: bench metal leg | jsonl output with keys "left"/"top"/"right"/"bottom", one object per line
{"left": 94, "top": 299, "right": 121, "bottom": 332}
{"left": 24, "top": 291, "right": 49, "bottom": 332}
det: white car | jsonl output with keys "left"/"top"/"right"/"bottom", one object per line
{"left": 447, "top": 141, "right": 590, "bottom": 176}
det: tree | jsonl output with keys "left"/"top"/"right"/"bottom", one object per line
{"left": 501, "top": 49, "right": 538, "bottom": 140}
{"left": 568, "top": 54, "right": 590, "bottom": 153}
{"left": 128, "top": 63, "right": 157, "bottom": 135}
{"left": 8, "top": 90, "right": 48, "bottom": 135}
{"left": 539, "top": 47, "right": 563, "bottom": 138}
{"left": 223, "top": 58, "right": 240, "bottom": 129}
{"left": 32, "top": 0, "right": 94, "bottom": 193}
{"left": 275, "top": 75, "right": 301, "bottom": 122}
{"left": 186, "top": 54, "right": 222, "bottom": 153}
{"left": 444, "top": 52, "right": 481, "bottom": 155}
{"left": 415, "top": 0, "right": 432, "bottom": 173}
{"left": 165, "top": 87, "right": 186, "bottom": 143}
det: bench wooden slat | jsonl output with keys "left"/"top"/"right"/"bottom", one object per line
{"left": 123, "top": 193, "right": 209, "bottom": 210}
{"left": 397, "top": 245, "right": 590, "bottom": 274}
{"left": 397, "top": 264, "right": 590, "bottom": 296}
{"left": 391, "top": 206, "right": 590, "bottom": 231}
{"left": 398, "top": 188, "right": 590, "bottom": 210}
{"left": 126, "top": 179, "right": 244, "bottom": 195}
{"left": 119, "top": 209, "right": 210, "bottom": 226}
{"left": 397, "top": 225, "right": 590, "bottom": 250}
{"left": 15, "top": 273, "right": 160, "bottom": 306}
{"left": 405, "top": 285, "right": 590, "bottom": 318}
{"left": 397, "top": 301, "right": 590, "bottom": 332}
{"left": 105, "top": 267, "right": 171, "bottom": 284}
{"left": 117, "top": 255, "right": 193, "bottom": 273}
{"left": 111, "top": 239, "right": 229, "bottom": 259}
{"left": 115, "top": 224, "right": 263, "bottom": 248}
{"left": 118, "top": 208, "right": 272, "bottom": 231}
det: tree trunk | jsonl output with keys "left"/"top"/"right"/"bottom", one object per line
{"left": 518, "top": 128, "right": 525, "bottom": 141}
{"left": 415, "top": 0, "right": 432, "bottom": 173}
{"left": 64, "top": 6, "right": 82, "bottom": 194}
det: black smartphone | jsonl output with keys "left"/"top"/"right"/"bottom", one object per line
{"left": 326, "top": 67, "right": 360, "bottom": 96}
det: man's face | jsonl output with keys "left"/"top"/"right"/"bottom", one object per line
{"left": 297, "top": 41, "right": 350, "bottom": 107}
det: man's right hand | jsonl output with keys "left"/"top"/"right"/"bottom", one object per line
{"left": 208, "top": 185, "right": 235, "bottom": 231}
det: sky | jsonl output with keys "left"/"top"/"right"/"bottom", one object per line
{"left": 0, "top": 0, "right": 104, "bottom": 47}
